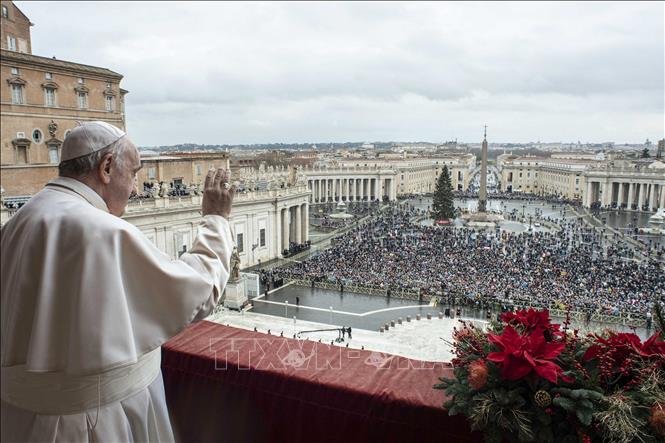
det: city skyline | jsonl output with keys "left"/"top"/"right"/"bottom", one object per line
{"left": 17, "top": 1, "right": 665, "bottom": 146}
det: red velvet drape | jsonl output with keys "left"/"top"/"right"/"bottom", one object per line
{"left": 162, "top": 321, "right": 481, "bottom": 443}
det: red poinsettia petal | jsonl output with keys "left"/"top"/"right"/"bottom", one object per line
{"left": 487, "top": 352, "right": 506, "bottom": 364}
{"left": 500, "top": 312, "right": 517, "bottom": 323}
{"left": 637, "top": 333, "right": 665, "bottom": 357}
{"left": 540, "top": 341, "right": 565, "bottom": 360}
{"left": 533, "top": 359, "right": 562, "bottom": 383}
{"left": 503, "top": 355, "right": 533, "bottom": 380}
{"left": 522, "top": 351, "right": 537, "bottom": 368}
{"left": 526, "top": 328, "right": 546, "bottom": 351}
{"left": 488, "top": 333, "right": 505, "bottom": 349}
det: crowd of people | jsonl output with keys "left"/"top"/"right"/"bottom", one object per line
{"left": 274, "top": 203, "right": 663, "bottom": 319}
{"left": 283, "top": 240, "right": 311, "bottom": 258}
{"left": 451, "top": 190, "right": 583, "bottom": 207}
{"left": 309, "top": 201, "right": 382, "bottom": 231}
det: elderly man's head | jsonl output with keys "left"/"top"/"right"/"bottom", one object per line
{"left": 58, "top": 122, "right": 141, "bottom": 217}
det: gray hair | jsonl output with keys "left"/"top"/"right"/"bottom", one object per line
{"left": 58, "top": 137, "right": 133, "bottom": 178}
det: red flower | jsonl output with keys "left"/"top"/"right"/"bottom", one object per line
{"left": 501, "top": 308, "right": 561, "bottom": 336}
{"left": 583, "top": 332, "right": 665, "bottom": 362}
{"left": 487, "top": 325, "right": 566, "bottom": 383}
{"left": 467, "top": 360, "right": 488, "bottom": 390}
{"left": 636, "top": 333, "right": 665, "bottom": 358}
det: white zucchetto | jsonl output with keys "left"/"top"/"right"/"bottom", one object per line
{"left": 61, "top": 121, "right": 126, "bottom": 162}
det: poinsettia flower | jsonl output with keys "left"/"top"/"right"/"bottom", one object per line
{"left": 500, "top": 308, "right": 562, "bottom": 337}
{"left": 487, "top": 325, "right": 566, "bottom": 383}
{"left": 583, "top": 332, "right": 664, "bottom": 362}
{"left": 635, "top": 333, "right": 665, "bottom": 358}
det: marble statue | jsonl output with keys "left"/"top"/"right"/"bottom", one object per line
{"left": 229, "top": 246, "right": 241, "bottom": 281}
{"left": 151, "top": 182, "right": 161, "bottom": 198}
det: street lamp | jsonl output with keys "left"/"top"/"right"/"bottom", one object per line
{"left": 285, "top": 300, "right": 289, "bottom": 318}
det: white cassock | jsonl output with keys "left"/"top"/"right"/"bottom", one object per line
{"left": 1, "top": 177, "right": 233, "bottom": 442}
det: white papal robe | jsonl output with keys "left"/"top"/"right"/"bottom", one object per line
{"left": 1, "top": 177, "right": 233, "bottom": 442}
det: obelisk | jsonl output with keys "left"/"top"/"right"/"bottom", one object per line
{"left": 478, "top": 125, "right": 488, "bottom": 213}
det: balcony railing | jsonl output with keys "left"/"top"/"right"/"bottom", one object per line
{"left": 161, "top": 320, "right": 481, "bottom": 443}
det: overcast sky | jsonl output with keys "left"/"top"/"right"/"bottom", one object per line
{"left": 17, "top": 1, "right": 664, "bottom": 146}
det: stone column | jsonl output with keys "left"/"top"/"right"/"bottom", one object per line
{"left": 616, "top": 182, "right": 624, "bottom": 208}
{"left": 650, "top": 184, "right": 658, "bottom": 212}
{"left": 281, "top": 208, "right": 289, "bottom": 253}
{"left": 295, "top": 205, "right": 302, "bottom": 244}
{"left": 308, "top": 180, "right": 313, "bottom": 203}
{"left": 601, "top": 182, "right": 611, "bottom": 207}
{"left": 584, "top": 180, "right": 592, "bottom": 207}
{"left": 627, "top": 182, "right": 634, "bottom": 209}
{"left": 660, "top": 184, "right": 665, "bottom": 211}
{"left": 290, "top": 207, "right": 297, "bottom": 244}
{"left": 276, "top": 207, "right": 282, "bottom": 257}
{"left": 637, "top": 183, "right": 645, "bottom": 211}
{"left": 301, "top": 203, "right": 308, "bottom": 242}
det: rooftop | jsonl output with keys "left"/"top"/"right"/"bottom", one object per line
{"left": 0, "top": 49, "right": 123, "bottom": 79}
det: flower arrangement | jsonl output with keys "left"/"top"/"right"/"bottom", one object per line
{"left": 434, "top": 307, "right": 665, "bottom": 443}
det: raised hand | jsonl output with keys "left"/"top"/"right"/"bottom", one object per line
{"left": 202, "top": 168, "right": 235, "bottom": 219}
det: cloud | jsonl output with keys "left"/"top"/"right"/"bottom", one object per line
{"left": 16, "top": 1, "right": 664, "bottom": 145}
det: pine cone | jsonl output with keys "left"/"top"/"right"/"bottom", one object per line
{"left": 534, "top": 390, "right": 552, "bottom": 408}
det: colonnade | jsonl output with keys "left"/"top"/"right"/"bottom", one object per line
{"left": 584, "top": 180, "right": 665, "bottom": 212}
{"left": 307, "top": 177, "right": 395, "bottom": 204}
{"left": 278, "top": 202, "right": 308, "bottom": 253}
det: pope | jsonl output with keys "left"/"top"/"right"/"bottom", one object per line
{"left": 1, "top": 121, "right": 235, "bottom": 442}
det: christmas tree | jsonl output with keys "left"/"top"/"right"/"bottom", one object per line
{"left": 432, "top": 166, "right": 455, "bottom": 221}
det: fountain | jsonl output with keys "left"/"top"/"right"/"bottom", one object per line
{"left": 638, "top": 208, "right": 665, "bottom": 235}
{"left": 329, "top": 200, "right": 354, "bottom": 220}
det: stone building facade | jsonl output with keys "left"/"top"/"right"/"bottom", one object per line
{"left": 1, "top": 0, "right": 127, "bottom": 197}
{"left": 301, "top": 154, "right": 476, "bottom": 204}
{"left": 499, "top": 154, "right": 665, "bottom": 212}
{"left": 101, "top": 186, "right": 310, "bottom": 266}
{"left": 138, "top": 152, "right": 231, "bottom": 188}
{"left": 1, "top": 0, "right": 31, "bottom": 54}
{"left": 583, "top": 160, "right": 665, "bottom": 211}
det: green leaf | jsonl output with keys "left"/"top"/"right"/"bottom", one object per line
{"left": 552, "top": 397, "right": 575, "bottom": 412}
{"left": 578, "top": 399, "right": 593, "bottom": 410}
{"left": 576, "top": 408, "right": 593, "bottom": 426}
